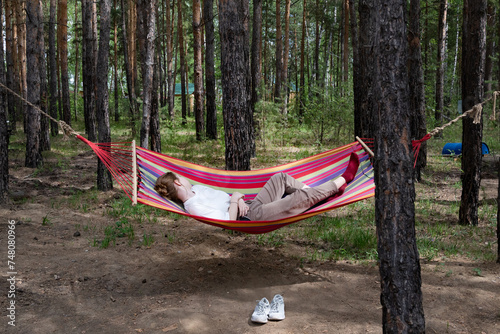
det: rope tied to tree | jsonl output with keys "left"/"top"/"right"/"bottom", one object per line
{"left": 0, "top": 82, "right": 80, "bottom": 138}
{"left": 411, "top": 91, "right": 498, "bottom": 167}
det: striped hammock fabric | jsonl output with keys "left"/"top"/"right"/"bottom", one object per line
{"left": 77, "top": 135, "right": 375, "bottom": 234}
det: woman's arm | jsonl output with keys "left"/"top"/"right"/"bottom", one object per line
{"left": 229, "top": 192, "right": 248, "bottom": 220}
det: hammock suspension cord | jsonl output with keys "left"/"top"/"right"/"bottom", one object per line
{"left": 0, "top": 82, "right": 497, "bottom": 234}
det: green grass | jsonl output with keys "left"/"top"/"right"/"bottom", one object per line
{"left": 95, "top": 218, "right": 135, "bottom": 249}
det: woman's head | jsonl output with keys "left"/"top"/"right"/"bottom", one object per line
{"left": 154, "top": 172, "right": 182, "bottom": 204}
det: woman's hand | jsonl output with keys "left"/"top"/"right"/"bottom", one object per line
{"left": 230, "top": 192, "right": 249, "bottom": 218}
{"left": 237, "top": 200, "right": 249, "bottom": 217}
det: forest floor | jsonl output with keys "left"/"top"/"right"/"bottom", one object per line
{"left": 1, "top": 144, "right": 499, "bottom": 334}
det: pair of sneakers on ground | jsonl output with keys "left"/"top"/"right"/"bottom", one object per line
{"left": 251, "top": 294, "right": 285, "bottom": 324}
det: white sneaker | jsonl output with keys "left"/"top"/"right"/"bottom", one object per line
{"left": 251, "top": 297, "right": 270, "bottom": 323}
{"left": 268, "top": 294, "right": 285, "bottom": 321}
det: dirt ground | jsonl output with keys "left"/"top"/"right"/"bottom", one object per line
{"left": 1, "top": 151, "right": 499, "bottom": 334}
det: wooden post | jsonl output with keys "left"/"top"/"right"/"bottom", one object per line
{"left": 356, "top": 136, "right": 374, "bottom": 157}
{"left": 132, "top": 139, "right": 138, "bottom": 205}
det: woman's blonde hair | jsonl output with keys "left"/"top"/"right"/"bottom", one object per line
{"left": 154, "top": 172, "right": 182, "bottom": 204}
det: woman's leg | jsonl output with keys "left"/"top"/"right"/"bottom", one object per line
{"left": 248, "top": 152, "right": 360, "bottom": 221}
{"left": 248, "top": 180, "right": 339, "bottom": 221}
{"left": 252, "top": 172, "right": 308, "bottom": 205}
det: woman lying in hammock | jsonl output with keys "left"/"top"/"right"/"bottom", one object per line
{"left": 154, "top": 153, "right": 360, "bottom": 221}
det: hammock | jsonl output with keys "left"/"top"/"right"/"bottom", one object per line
{"left": 77, "top": 135, "right": 375, "bottom": 234}
{"left": 0, "top": 82, "right": 495, "bottom": 234}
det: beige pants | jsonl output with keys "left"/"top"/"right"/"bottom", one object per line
{"left": 246, "top": 172, "right": 339, "bottom": 221}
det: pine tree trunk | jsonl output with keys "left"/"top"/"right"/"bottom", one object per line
{"left": 251, "top": 0, "right": 263, "bottom": 110}
{"left": 409, "top": 0, "right": 427, "bottom": 181}
{"left": 449, "top": 9, "right": 459, "bottom": 101}
{"left": 25, "top": 0, "right": 42, "bottom": 168}
{"left": 159, "top": 3, "right": 165, "bottom": 108}
{"left": 138, "top": 0, "right": 157, "bottom": 150}
{"left": 73, "top": 0, "right": 79, "bottom": 122}
{"left": 48, "top": 0, "right": 58, "bottom": 136}
{"left": 15, "top": 0, "right": 26, "bottom": 127}
{"left": 82, "top": 0, "right": 97, "bottom": 142}
{"left": 114, "top": 0, "right": 119, "bottom": 122}
{"left": 274, "top": 0, "right": 282, "bottom": 102}
{"left": 357, "top": 0, "right": 374, "bottom": 139}
{"left": 4, "top": 0, "right": 17, "bottom": 132}
{"left": 459, "top": 0, "right": 487, "bottom": 226}
{"left": 314, "top": 0, "right": 319, "bottom": 85}
{"left": 218, "top": 0, "right": 253, "bottom": 171}
{"left": 128, "top": 0, "right": 137, "bottom": 101}
{"left": 0, "top": 0, "right": 8, "bottom": 203}
{"left": 193, "top": 0, "right": 204, "bottom": 140}
{"left": 484, "top": 2, "right": 494, "bottom": 97}
{"left": 343, "top": 0, "right": 349, "bottom": 82}
{"left": 120, "top": 0, "right": 137, "bottom": 137}
{"left": 435, "top": 0, "right": 448, "bottom": 125}
{"left": 282, "top": 0, "right": 291, "bottom": 114}
{"left": 178, "top": 0, "right": 187, "bottom": 125}
{"left": 299, "top": 0, "right": 306, "bottom": 120}
{"left": 204, "top": 0, "right": 217, "bottom": 139}
{"left": 359, "top": 0, "right": 426, "bottom": 331}
{"left": 497, "top": 158, "right": 500, "bottom": 263}
{"left": 38, "top": 1, "right": 49, "bottom": 152}
{"left": 58, "top": 0, "right": 71, "bottom": 125}
{"left": 150, "top": 48, "right": 161, "bottom": 153}
{"left": 96, "top": 0, "right": 113, "bottom": 191}
{"left": 350, "top": 0, "right": 361, "bottom": 138}
{"left": 166, "top": 0, "right": 174, "bottom": 119}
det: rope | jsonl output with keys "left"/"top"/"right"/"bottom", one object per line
{"left": 0, "top": 82, "right": 79, "bottom": 137}
{"left": 426, "top": 91, "right": 498, "bottom": 138}
{"left": 411, "top": 91, "right": 499, "bottom": 166}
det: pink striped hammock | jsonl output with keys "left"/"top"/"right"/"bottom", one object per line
{"left": 77, "top": 135, "right": 375, "bottom": 234}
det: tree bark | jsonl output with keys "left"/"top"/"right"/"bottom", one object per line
{"left": 359, "top": 0, "right": 426, "bottom": 331}
{"left": 282, "top": 0, "right": 291, "bottom": 113}
{"left": 128, "top": 0, "right": 137, "bottom": 101}
{"left": 497, "top": 158, "right": 500, "bottom": 263}
{"left": 15, "top": 0, "right": 26, "bottom": 127}
{"left": 114, "top": 0, "right": 119, "bottom": 122}
{"left": 193, "top": 0, "right": 204, "bottom": 140}
{"left": 0, "top": 0, "right": 8, "bottom": 203}
{"left": 409, "top": 0, "right": 427, "bottom": 181}
{"left": 204, "top": 0, "right": 217, "bottom": 139}
{"left": 299, "top": 0, "right": 307, "bottom": 120}
{"left": 178, "top": 0, "right": 187, "bottom": 125}
{"left": 25, "top": 0, "right": 42, "bottom": 168}
{"left": 343, "top": 0, "right": 349, "bottom": 82}
{"left": 350, "top": 0, "right": 362, "bottom": 138}
{"left": 96, "top": 0, "right": 113, "bottom": 191}
{"left": 218, "top": 0, "right": 253, "bottom": 171}
{"left": 274, "top": 0, "right": 282, "bottom": 102}
{"left": 5, "top": 0, "right": 17, "bottom": 132}
{"left": 120, "top": 0, "right": 137, "bottom": 137}
{"left": 73, "top": 0, "right": 79, "bottom": 122}
{"left": 82, "top": 0, "right": 97, "bottom": 142}
{"left": 38, "top": 1, "right": 49, "bottom": 152}
{"left": 459, "top": 0, "right": 487, "bottom": 226}
{"left": 314, "top": 0, "right": 320, "bottom": 85}
{"left": 48, "top": 0, "right": 58, "bottom": 136}
{"left": 150, "top": 45, "right": 161, "bottom": 153}
{"left": 356, "top": 0, "right": 374, "bottom": 139}
{"left": 484, "top": 2, "right": 494, "bottom": 97}
{"left": 138, "top": 0, "right": 157, "bottom": 150}
{"left": 435, "top": 0, "right": 448, "bottom": 125}
{"left": 58, "top": 0, "right": 71, "bottom": 125}
{"left": 166, "top": 0, "right": 174, "bottom": 119}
